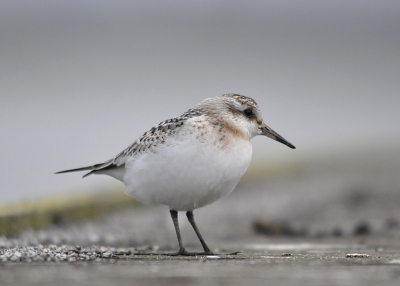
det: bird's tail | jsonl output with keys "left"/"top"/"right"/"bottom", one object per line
{"left": 55, "top": 159, "right": 114, "bottom": 178}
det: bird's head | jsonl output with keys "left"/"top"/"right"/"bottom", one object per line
{"left": 200, "top": 94, "right": 295, "bottom": 149}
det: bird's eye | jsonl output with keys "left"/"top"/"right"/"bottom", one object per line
{"left": 243, "top": 108, "right": 253, "bottom": 117}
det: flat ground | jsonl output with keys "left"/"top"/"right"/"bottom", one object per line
{"left": 1, "top": 156, "right": 400, "bottom": 286}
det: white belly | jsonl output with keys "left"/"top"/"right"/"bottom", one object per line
{"left": 123, "top": 136, "right": 252, "bottom": 211}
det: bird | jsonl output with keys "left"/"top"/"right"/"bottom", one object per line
{"left": 56, "top": 93, "right": 295, "bottom": 256}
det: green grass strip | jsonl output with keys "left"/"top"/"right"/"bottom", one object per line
{"left": 0, "top": 190, "right": 140, "bottom": 237}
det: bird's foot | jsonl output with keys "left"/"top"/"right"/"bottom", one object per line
{"left": 203, "top": 251, "right": 242, "bottom": 256}
{"left": 163, "top": 249, "right": 242, "bottom": 256}
{"left": 163, "top": 248, "right": 215, "bottom": 256}
{"left": 226, "top": 251, "right": 242, "bottom": 255}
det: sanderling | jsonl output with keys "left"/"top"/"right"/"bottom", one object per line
{"left": 56, "top": 93, "right": 295, "bottom": 256}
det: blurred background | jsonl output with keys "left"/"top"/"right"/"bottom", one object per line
{"left": 1, "top": 0, "right": 399, "bottom": 206}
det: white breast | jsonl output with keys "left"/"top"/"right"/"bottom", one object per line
{"left": 122, "top": 125, "right": 252, "bottom": 211}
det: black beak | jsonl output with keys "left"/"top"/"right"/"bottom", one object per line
{"left": 260, "top": 124, "right": 296, "bottom": 149}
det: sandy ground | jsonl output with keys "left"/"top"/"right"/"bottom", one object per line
{"left": 1, "top": 157, "right": 400, "bottom": 286}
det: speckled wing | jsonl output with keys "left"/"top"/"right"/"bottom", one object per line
{"left": 113, "top": 108, "right": 203, "bottom": 166}
{"left": 56, "top": 108, "right": 204, "bottom": 178}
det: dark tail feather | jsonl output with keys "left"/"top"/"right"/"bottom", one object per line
{"left": 55, "top": 166, "right": 93, "bottom": 175}
{"left": 55, "top": 158, "right": 115, "bottom": 178}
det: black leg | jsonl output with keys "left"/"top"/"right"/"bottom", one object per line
{"left": 162, "top": 210, "right": 240, "bottom": 256}
{"left": 167, "top": 210, "right": 197, "bottom": 256}
{"left": 186, "top": 211, "right": 214, "bottom": 255}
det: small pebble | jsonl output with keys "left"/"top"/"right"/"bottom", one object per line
{"left": 102, "top": 252, "right": 112, "bottom": 258}
{"left": 206, "top": 256, "right": 221, "bottom": 259}
{"left": 346, "top": 253, "right": 370, "bottom": 258}
{"left": 14, "top": 251, "right": 22, "bottom": 258}
{"left": 10, "top": 256, "right": 20, "bottom": 262}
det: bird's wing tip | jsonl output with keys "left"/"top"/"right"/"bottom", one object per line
{"left": 82, "top": 171, "right": 93, "bottom": 178}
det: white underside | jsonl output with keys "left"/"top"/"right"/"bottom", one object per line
{"left": 100, "top": 132, "right": 253, "bottom": 211}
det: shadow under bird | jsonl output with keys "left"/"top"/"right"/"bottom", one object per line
{"left": 56, "top": 93, "right": 295, "bottom": 256}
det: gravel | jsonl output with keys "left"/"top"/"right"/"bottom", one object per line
{"left": 0, "top": 245, "right": 138, "bottom": 263}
